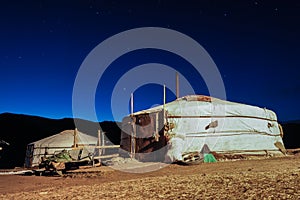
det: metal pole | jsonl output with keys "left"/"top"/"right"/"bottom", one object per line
{"left": 176, "top": 72, "right": 179, "bottom": 99}
{"left": 131, "top": 93, "right": 134, "bottom": 116}
{"left": 163, "top": 84, "right": 166, "bottom": 124}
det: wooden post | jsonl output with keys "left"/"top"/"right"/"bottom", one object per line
{"left": 73, "top": 128, "right": 78, "bottom": 148}
{"left": 97, "top": 130, "right": 102, "bottom": 156}
{"left": 94, "top": 129, "right": 102, "bottom": 166}
{"left": 154, "top": 112, "right": 159, "bottom": 142}
{"left": 130, "top": 117, "right": 136, "bottom": 159}
{"left": 130, "top": 92, "right": 136, "bottom": 159}
{"left": 101, "top": 131, "right": 105, "bottom": 155}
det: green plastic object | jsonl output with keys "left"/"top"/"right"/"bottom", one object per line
{"left": 50, "top": 150, "right": 72, "bottom": 163}
{"left": 204, "top": 153, "right": 217, "bottom": 163}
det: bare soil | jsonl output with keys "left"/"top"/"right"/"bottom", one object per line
{"left": 1, "top": 155, "right": 300, "bottom": 199}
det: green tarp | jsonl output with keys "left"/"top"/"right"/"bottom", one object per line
{"left": 204, "top": 153, "right": 217, "bottom": 163}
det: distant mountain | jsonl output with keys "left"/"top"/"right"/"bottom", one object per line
{"left": 0, "top": 113, "right": 121, "bottom": 169}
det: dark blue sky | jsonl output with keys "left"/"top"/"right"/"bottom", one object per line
{"left": 0, "top": 0, "right": 299, "bottom": 122}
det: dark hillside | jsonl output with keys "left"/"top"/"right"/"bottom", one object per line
{"left": 281, "top": 121, "right": 300, "bottom": 149}
{"left": 0, "top": 113, "right": 121, "bottom": 168}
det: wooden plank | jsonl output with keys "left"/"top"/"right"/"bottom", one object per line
{"left": 94, "top": 145, "right": 120, "bottom": 149}
{"left": 34, "top": 147, "right": 72, "bottom": 149}
{"left": 287, "top": 148, "right": 300, "bottom": 153}
{"left": 71, "top": 145, "right": 120, "bottom": 149}
{"left": 93, "top": 154, "right": 119, "bottom": 159}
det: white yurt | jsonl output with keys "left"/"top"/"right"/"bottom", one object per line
{"left": 120, "top": 95, "right": 286, "bottom": 162}
{"left": 25, "top": 129, "right": 97, "bottom": 167}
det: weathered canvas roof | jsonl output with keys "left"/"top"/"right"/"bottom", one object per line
{"left": 28, "top": 129, "right": 97, "bottom": 147}
{"left": 132, "top": 95, "right": 277, "bottom": 121}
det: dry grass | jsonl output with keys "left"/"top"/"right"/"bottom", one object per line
{"left": 1, "top": 156, "right": 300, "bottom": 199}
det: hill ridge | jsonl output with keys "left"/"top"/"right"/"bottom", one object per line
{"left": 0, "top": 113, "right": 121, "bottom": 168}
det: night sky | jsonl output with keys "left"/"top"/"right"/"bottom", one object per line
{"left": 0, "top": 0, "right": 299, "bottom": 122}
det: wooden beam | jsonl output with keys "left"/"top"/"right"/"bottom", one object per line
{"left": 93, "top": 154, "right": 119, "bottom": 159}
{"left": 94, "top": 145, "right": 120, "bottom": 149}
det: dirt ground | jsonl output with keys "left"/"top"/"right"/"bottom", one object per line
{"left": 0, "top": 155, "right": 300, "bottom": 199}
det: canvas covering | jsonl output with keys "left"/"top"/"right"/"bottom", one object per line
{"left": 121, "top": 95, "right": 285, "bottom": 162}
